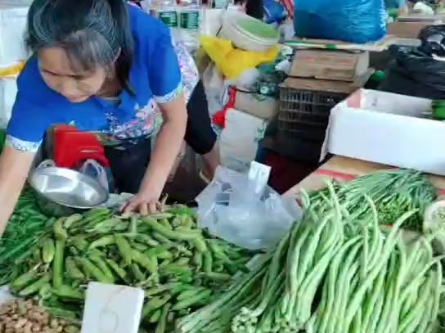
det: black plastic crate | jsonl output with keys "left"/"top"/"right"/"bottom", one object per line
{"left": 278, "top": 86, "right": 347, "bottom": 135}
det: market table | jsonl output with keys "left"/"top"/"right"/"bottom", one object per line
{"left": 284, "top": 156, "right": 445, "bottom": 198}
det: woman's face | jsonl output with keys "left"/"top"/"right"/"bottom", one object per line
{"left": 38, "top": 47, "right": 107, "bottom": 103}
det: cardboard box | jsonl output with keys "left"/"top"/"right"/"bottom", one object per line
{"left": 387, "top": 21, "right": 432, "bottom": 39}
{"left": 397, "top": 14, "right": 443, "bottom": 23}
{"left": 289, "top": 49, "right": 370, "bottom": 82}
{"left": 281, "top": 69, "right": 373, "bottom": 95}
{"left": 322, "top": 89, "right": 445, "bottom": 176}
{"left": 234, "top": 90, "right": 277, "bottom": 120}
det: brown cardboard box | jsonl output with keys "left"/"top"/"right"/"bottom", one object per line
{"left": 234, "top": 90, "right": 277, "bottom": 120}
{"left": 289, "top": 49, "right": 369, "bottom": 82}
{"left": 281, "top": 69, "right": 373, "bottom": 95}
{"left": 387, "top": 21, "right": 432, "bottom": 38}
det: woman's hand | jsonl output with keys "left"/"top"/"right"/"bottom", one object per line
{"left": 121, "top": 181, "right": 164, "bottom": 215}
{"left": 122, "top": 95, "right": 187, "bottom": 215}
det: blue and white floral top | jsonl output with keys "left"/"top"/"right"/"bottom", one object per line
{"left": 6, "top": 4, "right": 198, "bottom": 152}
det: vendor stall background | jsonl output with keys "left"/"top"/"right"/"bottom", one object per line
{"left": 2, "top": 0, "right": 445, "bottom": 200}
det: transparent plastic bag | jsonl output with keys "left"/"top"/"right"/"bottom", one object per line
{"left": 196, "top": 163, "right": 302, "bottom": 250}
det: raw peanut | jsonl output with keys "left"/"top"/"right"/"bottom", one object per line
{"left": 31, "top": 323, "right": 41, "bottom": 332}
{"left": 50, "top": 319, "right": 59, "bottom": 328}
{"left": 14, "top": 318, "right": 28, "bottom": 329}
{"left": 23, "top": 322, "right": 33, "bottom": 333}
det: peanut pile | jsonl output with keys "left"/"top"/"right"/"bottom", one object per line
{"left": 0, "top": 300, "right": 79, "bottom": 333}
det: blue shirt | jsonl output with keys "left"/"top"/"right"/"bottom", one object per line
{"left": 6, "top": 4, "right": 182, "bottom": 152}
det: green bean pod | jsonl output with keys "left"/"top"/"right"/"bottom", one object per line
{"left": 63, "top": 214, "right": 83, "bottom": 229}
{"left": 142, "top": 294, "right": 172, "bottom": 318}
{"left": 52, "top": 240, "right": 65, "bottom": 289}
{"left": 131, "top": 250, "right": 155, "bottom": 272}
{"left": 115, "top": 235, "right": 133, "bottom": 266}
{"left": 172, "top": 289, "right": 212, "bottom": 310}
{"left": 10, "top": 264, "right": 40, "bottom": 290}
{"left": 66, "top": 258, "right": 86, "bottom": 280}
{"left": 42, "top": 239, "right": 56, "bottom": 264}
{"left": 105, "top": 258, "right": 127, "bottom": 281}
{"left": 88, "top": 235, "right": 115, "bottom": 249}
{"left": 149, "top": 309, "right": 162, "bottom": 323}
{"left": 76, "top": 258, "right": 113, "bottom": 283}
{"left": 18, "top": 273, "right": 51, "bottom": 296}
{"left": 53, "top": 285, "right": 84, "bottom": 300}
{"left": 155, "top": 303, "right": 171, "bottom": 333}
{"left": 143, "top": 217, "right": 202, "bottom": 240}
{"left": 89, "top": 255, "right": 115, "bottom": 283}
{"left": 53, "top": 218, "right": 68, "bottom": 241}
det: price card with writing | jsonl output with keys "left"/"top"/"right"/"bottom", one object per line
{"left": 81, "top": 282, "right": 144, "bottom": 333}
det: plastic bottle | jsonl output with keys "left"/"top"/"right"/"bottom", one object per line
{"left": 148, "top": 0, "right": 181, "bottom": 39}
{"left": 177, "top": 0, "right": 203, "bottom": 52}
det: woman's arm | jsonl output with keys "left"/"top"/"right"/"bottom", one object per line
{"left": 123, "top": 18, "right": 188, "bottom": 213}
{"left": 139, "top": 95, "right": 187, "bottom": 194}
{"left": 0, "top": 147, "right": 35, "bottom": 235}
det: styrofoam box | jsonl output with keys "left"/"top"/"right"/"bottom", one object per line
{"left": 0, "top": 1, "right": 31, "bottom": 68}
{"left": 322, "top": 89, "right": 445, "bottom": 176}
{"left": 0, "top": 76, "right": 18, "bottom": 129}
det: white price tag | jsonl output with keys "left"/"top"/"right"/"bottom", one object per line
{"left": 81, "top": 282, "right": 144, "bottom": 333}
{"left": 247, "top": 161, "right": 271, "bottom": 195}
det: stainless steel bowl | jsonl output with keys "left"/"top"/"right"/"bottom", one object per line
{"left": 29, "top": 167, "right": 109, "bottom": 217}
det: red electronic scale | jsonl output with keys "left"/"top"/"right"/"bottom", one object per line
{"left": 52, "top": 125, "right": 110, "bottom": 169}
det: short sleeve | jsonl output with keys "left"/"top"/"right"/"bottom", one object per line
{"left": 6, "top": 60, "right": 53, "bottom": 153}
{"left": 148, "top": 26, "right": 183, "bottom": 104}
{"left": 6, "top": 91, "right": 51, "bottom": 152}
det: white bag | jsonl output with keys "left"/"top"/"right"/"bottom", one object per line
{"left": 196, "top": 163, "right": 302, "bottom": 250}
{"left": 220, "top": 108, "right": 268, "bottom": 172}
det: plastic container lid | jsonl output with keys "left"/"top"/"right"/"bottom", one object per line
{"left": 221, "top": 12, "right": 279, "bottom": 51}
{"left": 236, "top": 17, "right": 279, "bottom": 39}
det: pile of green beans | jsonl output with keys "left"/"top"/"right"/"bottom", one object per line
{"left": 307, "top": 169, "right": 437, "bottom": 231}
{"left": 177, "top": 181, "right": 442, "bottom": 333}
{"left": 6, "top": 206, "right": 254, "bottom": 333}
{"left": 0, "top": 187, "right": 52, "bottom": 286}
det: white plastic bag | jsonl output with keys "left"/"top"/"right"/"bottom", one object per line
{"left": 220, "top": 108, "right": 268, "bottom": 172}
{"left": 196, "top": 162, "right": 302, "bottom": 250}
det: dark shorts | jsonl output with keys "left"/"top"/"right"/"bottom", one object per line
{"left": 105, "top": 80, "right": 216, "bottom": 193}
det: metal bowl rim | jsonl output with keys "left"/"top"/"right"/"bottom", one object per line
{"left": 29, "top": 166, "right": 109, "bottom": 209}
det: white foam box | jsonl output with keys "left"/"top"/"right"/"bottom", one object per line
{"left": 0, "top": 76, "right": 17, "bottom": 129}
{"left": 0, "top": 0, "right": 30, "bottom": 68}
{"left": 322, "top": 89, "right": 445, "bottom": 176}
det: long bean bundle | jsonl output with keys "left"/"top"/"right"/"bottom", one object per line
{"left": 0, "top": 187, "right": 51, "bottom": 286}
{"left": 308, "top": 169, "right": 437, "bottom": 230}
{"left": 177, "top": 181, "right": 443, "bottom": 333}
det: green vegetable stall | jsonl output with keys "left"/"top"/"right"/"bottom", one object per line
{"left": 1, "top": 164, "right": 445, "bottom": 333}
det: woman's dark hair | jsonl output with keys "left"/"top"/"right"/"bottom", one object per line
{"left": 234, "top": 0, "right": 264, "bottom": 20}
{"left": 26, "top": 0, "right": 134, "bottom": 93}
{"left": 245, "top": 0, "right": 264, "bottom": 20}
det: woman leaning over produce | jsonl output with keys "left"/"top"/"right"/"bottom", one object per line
{"left": 0, "top": 0, "right": 220, "bottom": 236}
